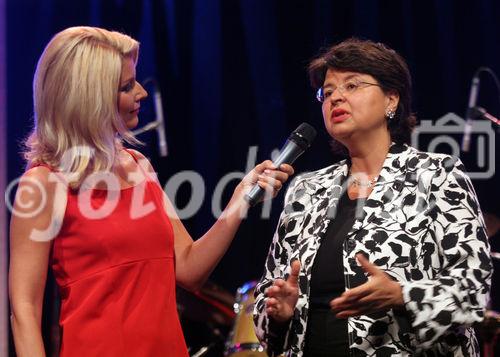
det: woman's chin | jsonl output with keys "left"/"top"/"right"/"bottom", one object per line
{"left": 125, "top": 117, "right": 139, "bottom": 130}
{"left": 327, "top": 126, "right": 353, "bottom": 141}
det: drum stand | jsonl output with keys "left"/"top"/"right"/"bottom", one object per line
{"left": 191, "top": 343, "right": 215, "bottom": 357}
{"left": 190, "top": 323, "right": 225, "bottom": 357}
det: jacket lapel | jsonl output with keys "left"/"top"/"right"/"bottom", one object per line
{"left": 291, "top": 144, "right": 414, "bottom": 307}
{"left": 350, "top": 144, "right": 412, "bottom": 235}
{"left": 290, "top": 162, "right": 349, "bottom": 277}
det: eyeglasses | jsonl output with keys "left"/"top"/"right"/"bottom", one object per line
{"left": 316, "top": 79, "right": 380, "bottom": 103}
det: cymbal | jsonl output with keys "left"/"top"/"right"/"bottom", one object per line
{"left": 177, "top": 281, "right": 236, "bottom": 326}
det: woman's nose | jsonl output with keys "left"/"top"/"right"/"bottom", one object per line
{"left": 329, "top": 90, "right": 345, "bottom": 106}
{"left": 136, "top": 82, "right": 148, "bottom": 100}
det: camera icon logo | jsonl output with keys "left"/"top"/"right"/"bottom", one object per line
{"left": 412, "top": 112, "right": 495, "bottom": 179}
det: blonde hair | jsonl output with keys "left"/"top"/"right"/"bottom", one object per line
{"left": 25, "top": 26, "right": 141, "bottom": 187}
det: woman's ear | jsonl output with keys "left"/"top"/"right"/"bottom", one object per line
{"left": 386, "top": 91, "right": 400, "bottom": 111}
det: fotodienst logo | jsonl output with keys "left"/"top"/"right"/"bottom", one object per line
{"left": 412, "top": 112, "right": 496, "bottom": 179}
{"left": 4, "top": 146, "right": 286, "bottom": 241}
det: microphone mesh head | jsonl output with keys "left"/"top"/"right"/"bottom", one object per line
{"left": 290, "top": 123, "right": 317, "bottom": 148}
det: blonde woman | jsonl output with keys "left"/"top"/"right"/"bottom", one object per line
{"left": 9, "top": 26, "right": 293, "bottom": 356}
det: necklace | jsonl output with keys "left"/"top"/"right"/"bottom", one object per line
{"left": 348, "top": 173, "right": 379, "bottom": 188}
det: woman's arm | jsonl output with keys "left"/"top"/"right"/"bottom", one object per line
{"left": 172, "top": 160, "right": 292, "bottom": 290}
{"left": 9, "top": 167, "right": 61, "bottom": 357}
{"left": 329, "top": 157, "right": 492, "bottom": 350}
{"left": 128, "top": 149, "right": 293, "bottom": 291}
{"left": 399, "top": 157, "right": 492, "bottom": 349}
{"left": 253, "top": 176, "right": 303, "bottom": 355}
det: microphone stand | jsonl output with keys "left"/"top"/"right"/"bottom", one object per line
{"left": 470, "top": 106, "right": 500, "bottom": 126}
{"left": 131, "top": 77, "right": 168, "bottom": 157}
{"left": 131, "top": 120, "right": 162, "bottom": 136}
{"left": 190, "top": 323, "right": 225, "bottom": 357}
{"left": 462, "top": 67, "right": 500, "bottom": 151}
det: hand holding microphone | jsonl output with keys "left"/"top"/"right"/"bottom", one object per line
{"left": 244, "top": 123, "right": 317, "bottom": 206}
{"left": 239, "top": 160, "right": 295, "bottom": 204}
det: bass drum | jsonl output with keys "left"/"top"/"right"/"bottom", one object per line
{"left": 225, "top": 281, "right": 267, "bottom": 357}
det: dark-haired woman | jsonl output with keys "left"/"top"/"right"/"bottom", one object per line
{"left": 253, "top": 38, "right": 492, "bottom": 356}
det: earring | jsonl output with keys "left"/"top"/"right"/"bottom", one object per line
{"left": 386, "top": 108, "right": 396, "bottom": 119}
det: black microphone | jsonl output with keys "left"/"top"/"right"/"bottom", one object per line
{"left": 244, "top": 123, "right": 317, "bottom": 206}
{"left": 461, "top": 74, "right": 481, "bottom": 152}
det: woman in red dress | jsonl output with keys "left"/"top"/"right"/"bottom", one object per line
{"left": 8, "top": 26, "right": 293, "bottom": 356}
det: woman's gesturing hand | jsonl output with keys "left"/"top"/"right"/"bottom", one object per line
{"left": 330, "top": 254, "right": 404, "bottom": 319}
{"left": 238, "top": 160, "right": 294, "bottom": 203}
{"left": 265, "top": 260, "right": 301, "bottom": 323}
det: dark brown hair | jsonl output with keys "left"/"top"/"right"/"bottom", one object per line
{"left": 308, "top": 38, "right": 416, "bottom": 146}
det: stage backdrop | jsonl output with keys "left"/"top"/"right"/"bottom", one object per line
{"left": 5, "top": 0, "right": 500, "bottom": 354}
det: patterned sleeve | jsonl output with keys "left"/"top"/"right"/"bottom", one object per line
{"left": 400, "top": 157, "right": 492, "bottom": 349}
{"left": 253, "top": 177, "right": 300, "bottom": 355}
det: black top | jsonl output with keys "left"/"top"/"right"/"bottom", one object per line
{"left": 304, "top": 191, "right": 366, "bottom": 357}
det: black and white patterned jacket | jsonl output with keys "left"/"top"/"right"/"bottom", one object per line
{"left": 254, "top": 144, "right": 492, "bottom": 356}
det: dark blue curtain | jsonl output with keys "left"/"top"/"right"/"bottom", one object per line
{"left": 7, "top": 0, "right": 500, "bottom": 354}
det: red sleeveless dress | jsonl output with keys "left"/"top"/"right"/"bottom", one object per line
{"left": 46, "top": 151, "right": 188, "bottom": 356}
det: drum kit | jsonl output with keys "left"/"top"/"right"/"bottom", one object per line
{"left": 177, "top": 280, "right": 267, "bottom": 357}
{"left": 483, "top": 211, "right": 500, "bottom": 357}
{"left": 178, "top": 213, "right": 500, "bottom": 357}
